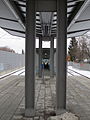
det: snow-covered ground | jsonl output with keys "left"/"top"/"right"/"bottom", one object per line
{"left": 20, "top": 72, "right": 25, "bottom": 76}
{"left": 0, "top": 66, "right": 90, "bottom": 79}
{"left": 16, "top": 66, "right": 90, "bottom": 78}
{"left": 13, "top": 69, "right": 25, "bottom": 75}
{"left": 0, "top": 68, "right": 25, "bottom": 80}
{"left": 67, "top": 73, "right": 72, "bottom": 76}
{"left": 68, "top": 66, "right": 90, "bottom": 78}
{"left": 67, "top": 70, "right": 80, "bottom": 76}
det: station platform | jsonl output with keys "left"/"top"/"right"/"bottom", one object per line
{"left": 0, "top": 73, "right": 90, "bottom": 120}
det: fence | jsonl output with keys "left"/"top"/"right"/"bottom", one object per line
{"left": 68, "top": 62, "right": 90, "bottom": 71}
{"left": 0, "top": 50, "right": 25, "bottom": 72}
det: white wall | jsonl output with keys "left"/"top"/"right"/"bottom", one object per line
{"left": 0, "top": 50, "right": 25, "bottom": 71}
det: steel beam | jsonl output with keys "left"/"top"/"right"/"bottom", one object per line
{"left": 25, "top": 0, "right": 35, "bottom": 117}
{"left": 36, "top": 0, "right": 56, "bottom": 12}
{"left": 56, "top": 0, "right": 67, "bottom": 114}
{"left": 38, "top": 36, "right": 42, "bottom": 77}
{"left": 50, "top": 37, "right": 54, "bottom": 78}
{"left": 3, "top": 0, "right": 25, "bottom": 29}
{"left": 67, "top": 0, "right": 89, "bottom": 30}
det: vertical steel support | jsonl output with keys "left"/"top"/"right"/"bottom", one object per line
{"left": 25, "top": 0, "right": 36, "bottom": 117}
{"left": 56, "top": 0, "right": 67, "bottom": 114}
{"left": 39, "top": 36, "right": 42, "bottom": 77}
{"left": 50, "top": 36, "right": 54, "bottom": 78}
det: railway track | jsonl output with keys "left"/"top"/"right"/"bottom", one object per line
{"left": 0, "top": 68, "right": 25, "bottom": 80}
{"left": 1, "top": 67, "right": 89, "bottom": 81}
{"left": 67, "top": 68, "right": 90, "bottom": 79}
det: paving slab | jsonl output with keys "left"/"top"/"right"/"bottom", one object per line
{"left": 0, "top": 74, "right": 90, "bottom": 120}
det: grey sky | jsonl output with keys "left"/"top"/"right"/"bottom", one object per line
{"left": 0, "top": 27, "right": 71, "bottom": 54}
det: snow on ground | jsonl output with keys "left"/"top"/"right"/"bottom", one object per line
{"left": 0, "top": 66, "right": 90, "bottom": 78}
{"left": 13, "top": 69, "right": 25, "bottom": 75}
{"left": 20, "top": 66, "right": 90, "bottom": 77}
{"left": 0, "top": 68, "right": 24, "bottom": 81}
{"left": 19, "top": 71, "right": 25, "bottom": 76}
{"left": 67, "top": 73, "right": 72, "bottom": 76}
{"left": 68, "top": 66, "right": 90, "bottom": 78}
{"left": 67, "top": 69, "right": 81, "bottom": 76}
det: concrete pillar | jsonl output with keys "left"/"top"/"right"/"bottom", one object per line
{"left": 56, "top": 0, "right": 67, "bottom": 114}
{"left": 25, "top": 0, "right": 35, "bottom": 117}
{"left": 50, "top": 37, "right": 54, "bottom": 77}
{"left": 39, "top": 36, "right": 42, "bottom": 77}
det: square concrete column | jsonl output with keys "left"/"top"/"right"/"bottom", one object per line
{"left": 50, "top": 36, "right": 54, "bottom": 78}
{"left": 38, "top": 36, "right": 42, "bottom": 77}
{"left": 25, "top": 0, "right": 36, "bottom": 117}
{"left": 56, "top": 0, "right": 67, "bottom": 114}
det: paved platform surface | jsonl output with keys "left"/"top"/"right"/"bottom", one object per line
{"left": 0, "top": 74, "right": 90, "bottom": 120}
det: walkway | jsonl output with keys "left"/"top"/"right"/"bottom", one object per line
{"left": 0, "top": 74, "right": 90, "bottom": 120}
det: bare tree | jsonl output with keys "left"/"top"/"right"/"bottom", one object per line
{"left": 78, "top": 36, "right": 90, "bottom": 61}
{"left": 68, "top": 36, "right": 90, "bottom": 62}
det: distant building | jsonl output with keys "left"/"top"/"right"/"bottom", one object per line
{"left": 0, "top": 47, "right": 15, "bottom": 53}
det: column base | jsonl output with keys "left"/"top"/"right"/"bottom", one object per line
{"left": 25, "top": 108, "right": 35, "bottom": 117}
{"left": 38, "top": 75, "right": 42, "bottom": 78}
{"left": 56, "top": 109, "right": 67, "bottom": 115}
{"left": 50, "top": 75, "right": 54, "bottom": 78}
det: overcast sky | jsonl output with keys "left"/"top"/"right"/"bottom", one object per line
{"left": 0, "top": 27, "right": 71, "bottom": 54}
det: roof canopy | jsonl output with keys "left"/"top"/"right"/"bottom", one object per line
{"left": 0, "top": 0, "right": 90, "bottom": 38}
